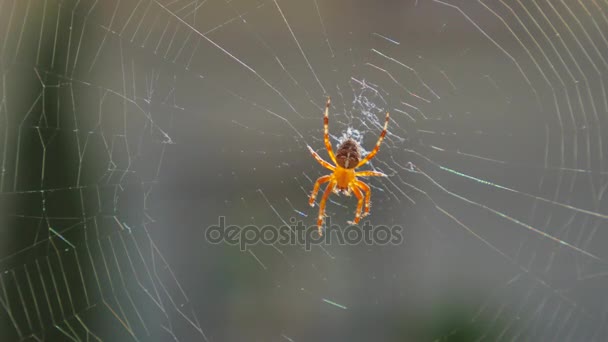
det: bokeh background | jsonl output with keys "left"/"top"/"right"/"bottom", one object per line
{"left": 1, "top": 0, "right": 608, "bottom": 341}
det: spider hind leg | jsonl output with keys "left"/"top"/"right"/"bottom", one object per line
{"left": 316, "top": 180, "right": 336, "bottom": 236}
{"left": 356, "top": 180, "right": 372, "bottom": 217}
{"left": 347, "top": 184, "right": 365, "bottom": 225}
{"left": 309, "top": 175, "right": 332, "bottom": 207}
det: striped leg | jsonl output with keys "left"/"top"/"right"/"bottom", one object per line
{"left": 307, "top": 145, "right": 335, "bottom": 171}
{"left": 347, "top": 184, "right": 365, "bottom": 225}
{"left": 355, "top": 180, "right": 372, "bottom": 217}
{"left": 323, "top": 97, "right": 338, "bottom": 165}
{"left": 309, "top": 175, "right": 332, "bottom": 207}
{"left": 355, "top": 170, "right": 387, "bottom": 177}
{"left": 357, "top": 112, "right": 389, "bottom": 167}
{"left": 317, "top": 180, "right": 336, "bottom": 236}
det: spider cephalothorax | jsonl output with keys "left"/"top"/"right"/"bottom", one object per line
{"left": 336, "top": 138, "right": 361, "bottom": 169}
{"left": 307, "top": 97, "right": 389, "bottom": 236}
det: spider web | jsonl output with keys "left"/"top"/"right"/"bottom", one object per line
{"left": 1, "top": 0, "right": 608, "bottom": 341}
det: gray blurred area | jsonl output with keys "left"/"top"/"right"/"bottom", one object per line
{"left": 1, "top": 0, "right": 608, "bottom": 341}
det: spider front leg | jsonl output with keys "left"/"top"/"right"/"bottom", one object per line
{"left": 316, "top": 180, "right": 336, "bottom": 236}
{"left": 323, "top": 97, "right": 338, "bottom": 165}
{"left": 347, "top": 184, "right": 365, "bottom": 225}
{"left": 357, "top": 111, "right": 390, "bottom": 168}
{"left": 309, "top": 175, "right": 332, "bottom": 207}
{"left": 307, "top": 146, "right": 335, "bottom": 171}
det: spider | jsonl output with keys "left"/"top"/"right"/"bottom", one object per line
{"left": 308, "top": 97, "right": 389, "bottom": 236}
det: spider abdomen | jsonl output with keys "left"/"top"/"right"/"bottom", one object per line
{"left": 336, "top": 139, "right": 361, "bottom": 169}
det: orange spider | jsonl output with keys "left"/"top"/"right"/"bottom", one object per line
{"left": 308, "top": 97, "right": 389, "bottom": 236}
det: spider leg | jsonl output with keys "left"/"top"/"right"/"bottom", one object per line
{"left": 347, "top": 184, "right": 365, "bottom": 225}
{"left": 355, "top": 170, "right": 387, "bottom": 177}
{"left": 307, "top": 145, "right": 335, "bottom": 171}
{"left": 317, "top": 179, "right": 336, "bottom": 236}
{"left": 355, "top": 180, "right": 372, "bottom": 217}
{"left": 357, "top": 111, "right": 389, "bottom": 168}
{"left": 323, "top": 97, "right": 338, "bottom": 165}
{"left": 309, "top": 175, "right": 332, "bottom": 207}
